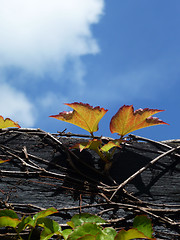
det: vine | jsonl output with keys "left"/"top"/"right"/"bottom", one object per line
{"left": 0, "top": 210, "right": 154, "bottom": 240}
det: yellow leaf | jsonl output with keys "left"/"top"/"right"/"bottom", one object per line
{"left": 110, "top": 105, "right": 168, "bottom": 137}
{"left": 50, "top": 102, "right": 108, "bottom": 134}
{"left": 71, "top": 139, "right": 102, "bottom": 152}
{"left": 0, "top": 116, "right": 20, "bottom": 129}
{"left": 101, "top": 140, "right": 123, "bottom": 152}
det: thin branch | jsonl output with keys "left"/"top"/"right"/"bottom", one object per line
{"left": 129, "top": 134, "right": 180, "bottom": 159}
{"left": 39, "top": 129, "right": 107, "bottom": 178}
{"left": 109, "top": 145, "right": 180, "bottom": 200}
{"left": 1, "top": 144, "right": 68, "bottom": 172}
{"left": 0, "top": 128, "right": 179, "bottom": 237}
{"left": 0, "top": 170, "right": 42, "bottom": 177}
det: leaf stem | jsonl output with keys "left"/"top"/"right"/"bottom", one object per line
{"left": 15, "top": 228, "right": 23, "bottom": 240}
{"left": 94, "top": 147, "right": 107, "bottom": 162}
{"left": 28, "top": 228, "right": 33, "bottom": 240}
{"left": 90, "top": 132, "right": 95, "bottom": 138}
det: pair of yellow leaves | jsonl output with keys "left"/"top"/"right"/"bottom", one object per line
{"left": 0, "top": 103, "right": 167, "bottom": 136}
{"left": 50, "top": 102, "right": 168, "bottom": 153}
{"left": 50, "top": 103, "right": 167, "bottom": 137}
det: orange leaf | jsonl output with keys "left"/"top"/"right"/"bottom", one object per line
{"left": 0, "top": 159, "right": 10, "bottom": 164}
{"left": 50, "top": 102, "right": 108, "bottom": 134}
{"left": 0, "top": 116, "right": 20, "bottom": 129}
{"left": 110, "top": 105, "right": 168, "bottom": 137}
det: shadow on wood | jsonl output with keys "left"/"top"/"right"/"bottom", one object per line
{"left": 0, "top": 128, "right": 179, "bottom": 239}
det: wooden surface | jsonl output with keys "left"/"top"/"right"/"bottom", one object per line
{"left": 0, "top": 129, "right": 179, "bottom": 239}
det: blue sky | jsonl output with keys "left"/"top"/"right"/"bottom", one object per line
{"left": 0, "top": 0, "right": 180, "bottom": 140}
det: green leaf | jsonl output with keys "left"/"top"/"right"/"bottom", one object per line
{"left": 0, "top": 209, "right": 18, "bottom": 219}
{"left": 62, "top": 229, "right": 73, "bottom": 240}
{"left": 33, "top": 207, "right": 58, "bottom": 222}
{"left": 70, "top": 213, "right": 106, "bottom": 228}
{"left": 67, "top": 220, "right": 75, "bottom": 229}
{"left": 25, "top": 207, "right": 58, "bottom": 228}
{"left": 68, "top": 223, "right": 102, "bottom": 240}
{"left": 115, "top": 228, "right": 149, "bottom": 240}
{"left": 96, "top": 227, "right": 117, "bottom": 240}
{"left": 37, "top": 217, "right": 62, "bottom": 240}
{"left": 17, "top": 216, "right": 33, "bottom": 233}
{"left": 0, "top": 216, "right": 20, "bottom": 228}
{"left": 133, "top": 215, "right": 153, "bottom": 239}
{"left": 102, "top": 227, "right": 117, "bottom": 238}
{"left": 77, "top": 235, "right": 95, "bottom": 240}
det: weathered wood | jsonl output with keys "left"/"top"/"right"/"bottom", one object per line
{"left": 0, "top": 129, "right": 179, "bottom": 239}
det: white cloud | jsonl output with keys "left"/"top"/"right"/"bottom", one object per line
{"left": 0, "top": 0, "right": 104, "bottom": 80}
{"left": 0, "top": 0, "right": 104, "bottom": 127}
{"left": 0, "top": 83, "right": 36, "bottom": 127}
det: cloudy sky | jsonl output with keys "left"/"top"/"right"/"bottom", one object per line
{"left": 0, "top": 0, "right": 180, "bottom": 140}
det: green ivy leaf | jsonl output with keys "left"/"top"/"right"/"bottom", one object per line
{"left": 77, "top": 235, "right": 95, "bottom": 240}
{"left": 67, "top": 220, "right": 75, "bottom": 229}
{"left": 0, "top": 209, "right": 20, "bottom": 228}
{"left": 68, "top": 222, "right": 102, "bottom": 240}
{"left": 0, "top": 216, "right": 20, "bottom": 228}
{"left": 0, "top": 209, "right": 18, "bottom": 219}
{"left": 32, "top": 207, "right": 58, "bottom": 227}
{"left": 115, "top": 228, "right": 149, "bottom": 240}
{"left": 17, "top": 216, "right": 33, "bottom": 233}
{"left": 37, "top": 217, "right": 62, "bottom": 240}
{"left": 62, "top": 229, "right": 73, "bottom": 240}
{"left": 70, "top": 213, "right": 106, "bottom": 228}
{"left": 133, "top": 215, "right": 153, "bottom": 239}
{"left": 96, "top": 227, "right": 117, "bottom": 240}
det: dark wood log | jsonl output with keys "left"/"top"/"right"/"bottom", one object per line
{"left": 0, "top": 128, "right": 179, "bottom": 239}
